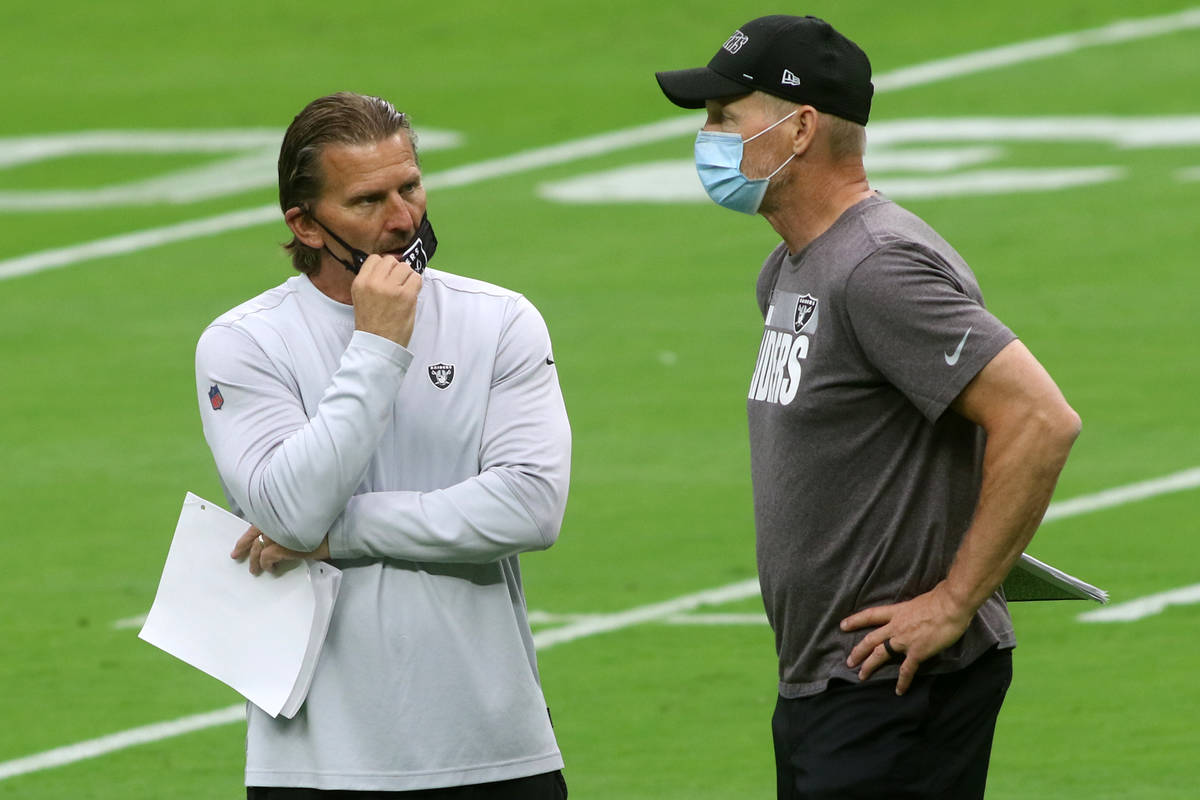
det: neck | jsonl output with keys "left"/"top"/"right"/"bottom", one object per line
{"left": 308, "top": 258, "right": 355, "bottom": 304}
{"left": 762, "top": 162, "right": 875, "bottom": 255}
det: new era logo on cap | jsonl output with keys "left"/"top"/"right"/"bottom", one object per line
{"left": 723, "top": 30, "right": 749, "bottom": 54}
{"left": 782, "top": 69, "right": 801, "bottom": 86}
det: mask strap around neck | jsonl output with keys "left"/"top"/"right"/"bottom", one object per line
{"left": 305, "top": 210, "right": 368, "bottom": 273}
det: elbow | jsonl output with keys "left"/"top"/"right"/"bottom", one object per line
{"left": 250, "top": 502, "right": 329, "bottom": 552}
{"left": 1051, "top": 399, "right": 1082, "bottom": 450}
{"left": 1032, "top": 399, "right": 1082, "bottom": 465}
{"left": 523, "top": 484, "right": 567, "bottom": 553}
{"left": 1063, "top": 406, "right": 1083, "bottom": 446}
{"left": 511, "top": 469, "right": 568, "bottom": 553}
{"left": 271, "top": 522, "right": 329, "bottom": 553}
{"left": 534, "top": 512, "right": 564, "bottom": 552}
{"left": 245, "top": 475, "right": 334, "bottom": 552}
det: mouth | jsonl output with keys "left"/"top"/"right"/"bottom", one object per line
{"left": 381, "top": 237, "right": 415, "bottom": 258}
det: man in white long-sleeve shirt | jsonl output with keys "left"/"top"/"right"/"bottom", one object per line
{"left": 194, "top": 92, "right": 571, "bottom": 799}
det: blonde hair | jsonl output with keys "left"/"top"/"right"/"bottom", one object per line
{"left": 824, "top": 114, "right": 867, "bottom": 160}
{"left": 757, "top": 91, "right": 866, "bottom": 160}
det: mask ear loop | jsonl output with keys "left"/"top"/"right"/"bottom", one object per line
{"left": 298, "top": 206, "right": 368, "bottom": 273}
{"left": 742, "top": 109, "right": 799, "bottom": 144}
{"left": 764, "top": 152, "right": 797, "bottom": 181}
{"left": 744, "top": 109, "right": 799, "bottom": 183}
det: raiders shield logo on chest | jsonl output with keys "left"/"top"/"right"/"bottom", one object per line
{"left": 428, "top": 363, "right": 455, "bottom": 389}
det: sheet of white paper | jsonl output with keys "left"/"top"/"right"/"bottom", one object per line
{"left": 280, "top": 560, "right": 342, "bottom": 718}
{"left": 139, "top": 492, "right": 341, "bottom": 718}
{"left": 1004, "top": 552, "right": 1108, "bottom": 603}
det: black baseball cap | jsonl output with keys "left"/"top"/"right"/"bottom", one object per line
{"left": 655, "top": 15, "right": 873, "bottom": 126}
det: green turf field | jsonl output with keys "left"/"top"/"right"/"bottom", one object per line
{"left": 2, "top": 1, "right": 1198, "bottom": 797}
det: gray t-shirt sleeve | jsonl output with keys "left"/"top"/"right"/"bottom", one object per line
{"left": 844, "top": 243, "right": 1016, "bottom": 421}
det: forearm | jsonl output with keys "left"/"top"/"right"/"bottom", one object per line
{"left": 323, "top": 292, "right": 572, "bottom": 563}
{"left": 200, "top": 329, "right": 413, "bottom": 551}
{"left": 330, "top": 331, "right": 571, "bottom": 563}
{"left": 944, "top": 403, "right": 1081, "bottom": 614}
{"left": 328, "top": 464, "right": 568, "bottom": 563}
{"left": 242, "top": 367, "right": 392, "bottom": 550}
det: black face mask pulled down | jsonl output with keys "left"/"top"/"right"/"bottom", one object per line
{"left": 308, "top": 212, "right": 437, "bottom": 275}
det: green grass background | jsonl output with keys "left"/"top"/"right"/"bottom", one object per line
{"left": 1, "top": 0, "right": 1198, "bottom": 797}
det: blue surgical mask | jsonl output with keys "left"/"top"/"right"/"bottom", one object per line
{"left": 695, "top": 110, "right": 798, "bottom": 214}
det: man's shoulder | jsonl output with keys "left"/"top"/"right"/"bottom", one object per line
{"left": 207, "top": 276, "right": 306, "bottom": 331}
{"left": 803, "top": 195, "right": 973, "bottom": 293}
{"left": 851, "top": 195, "right": 959, "bottom": 260}
{"left": 421, "top": 268, "right": 545, "bottom": 331}
{"left": 422, "top": 267, "right": 526, "bottom": 305}
{"left": 197, "top": 276, "right": 322, "bottom": 360}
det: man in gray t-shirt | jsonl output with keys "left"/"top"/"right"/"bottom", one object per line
{"left": 657, "top": 15, "right": 1080, "bottom": 800}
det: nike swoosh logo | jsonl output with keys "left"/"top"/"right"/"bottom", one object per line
{"left": 546, "top": 356, "right": 555, "bottom": 366}
{"left": 944, "top": 327, "right": 973, "bottom": 366}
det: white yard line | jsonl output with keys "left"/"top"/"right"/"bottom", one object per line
{"left": 663, "top": 613, "right": 769, "bottom": 626}
{"left": 531, "top": 579, "right": 761, "bottom": 650}
{"left": 122, "top": 465, "right": 1200, "bottom": 635}
{"left": 1043, "top": 467, "right": 1200, "bottom": 522}
{"left": 1078, "top": 584, "right": 1200, "bottom": 623}
{"left": 4, "top": 6, "right": 1200, "bottom": 782}
{"left": 112, "top": 614, "right": 148, "bottom": 630}
{"left": 1059, "top": 470, "right": 1200, "bottom": 624}
{"left": 4, "top": 7, "right": 1200, "bottom": 282}
{"left": 529, "top": 610, "right": 769, "bottom": 626}
{"left": 0, "top": 705, "right": 245, "bottom": 781}
{"left": 873, "top": 7, "right": 1200, "bottom": 92}
{"left": 0, "top": 129, "right": 463, "bottom": 211}
{"left": 0, "top": 130, "right": 283, "bottom": 169}
{"left": 0, "top": 206, "right": 280, "bottom": 281}
{"left": 17, "top": 463, "right": 1200, "bottom": 782}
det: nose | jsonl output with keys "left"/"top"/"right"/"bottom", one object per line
{"left": 384, "top": 192, "right": 417, "bottom": 236}
{"left": 702, "top": 104, "right": 724, "bottom": 132}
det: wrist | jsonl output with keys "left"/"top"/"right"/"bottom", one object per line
{"left": 313, "top": 537, "right": 331, "bottom": 560}
{"left": 936, "top": 579, "right": 980, "bottom": 623}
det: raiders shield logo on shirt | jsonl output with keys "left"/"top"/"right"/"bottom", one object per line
{"left": 428, "top": 363, "right": 455, "bottom": 389}
{"left": 794, "top": 294, "right": 819, "bottom": 333}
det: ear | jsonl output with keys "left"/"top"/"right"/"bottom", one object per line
{"left": 789, "top": 106, "right": 820, "bottom": 157}
{"left": 284, "top": 206, "right": 324, "bottom": 249}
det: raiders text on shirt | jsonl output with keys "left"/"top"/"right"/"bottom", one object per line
{"left": 748, "top": 290, "right": 818, "bottom": 406}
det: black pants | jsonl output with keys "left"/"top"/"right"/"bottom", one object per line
{"left": 772, "top": 647, "right": 1012, "bottom": 800}
{"left": 247, "top": 770, "right": 567, "bottom": 800}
